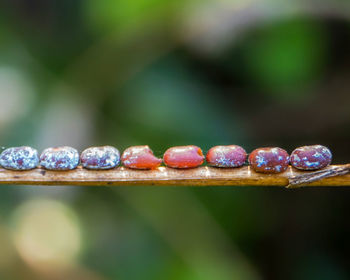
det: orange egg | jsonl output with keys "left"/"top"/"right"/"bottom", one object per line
{"left": 122, "top": 146, "right": 162, "bottom": 169}
{"left": 163, "top": 145, "right": 204, "bottom": 169}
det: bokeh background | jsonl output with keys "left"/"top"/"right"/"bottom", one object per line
{"left": 0, "top": 0, "right": 350, "bottom": 279}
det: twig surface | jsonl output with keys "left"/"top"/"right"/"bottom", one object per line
{"left": 0, "top": 165, "right": 349, "bottom": 187}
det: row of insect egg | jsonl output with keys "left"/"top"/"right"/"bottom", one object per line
{"left": 0, "top": 145, "right": 332, "bottom": 173}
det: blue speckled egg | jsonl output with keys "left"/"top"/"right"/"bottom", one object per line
{"left": 40, "top": 146, "right": 79, "bottom": 170}
{"left": 0, "top": 146, "right": 39, "bottom": 170}
{"left": 81, "top": 146, "right": 120, "bottom": 169}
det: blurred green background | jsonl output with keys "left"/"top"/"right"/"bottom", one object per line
{"left": 0, "top": 0, "right": 350, "bottom": 279}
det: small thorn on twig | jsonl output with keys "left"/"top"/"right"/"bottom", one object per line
{"left": 285, "top": 183, "right": 301, "bottom": 189}
{"left": 287, "top": 164, "right": 350, "bottom": 188}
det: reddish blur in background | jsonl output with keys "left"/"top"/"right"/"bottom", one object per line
{"left": 0, "top": 1, "right": 350, "bottom": 279}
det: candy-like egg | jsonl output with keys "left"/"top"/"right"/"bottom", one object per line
{"left": 290, "top": 145, "right": 332, "bottom": 170}
{"left": 249, "top": 147, "right": 289, "bottom": 173}
{"left": 163, "top": 145, "right": 204, "bottom": 169}
{"left": 122, "top": 146, "right": 162, "bottom": 169}
{"left": 0, "top": 146, "right": 39, "bottom": 170}
{"left": 40, "top": 146, "right": 79, "bottom": 170}
{"left": 206, "top": 145, "right": 246, "bottom": 167}
{"left": 81, "top": 146, "right": 120, "bottom": 169}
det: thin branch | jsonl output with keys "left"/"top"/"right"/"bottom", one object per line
{"left": 0, "top": 165, "right": 349, "bottom": 187}
{"left": 287, "top": 164, "right": 350, "bottom": 188}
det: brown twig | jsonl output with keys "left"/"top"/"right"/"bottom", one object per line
{"left": 0, "top": 165, "right": 349, "bottom": 187}
{"left": 287, "top": 164, "right": 350, "bottom": 188}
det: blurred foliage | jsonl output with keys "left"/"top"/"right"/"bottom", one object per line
{"left": 241, "top": 19, "right": 326, "bottom": 97}
{"left": 0, "top": 0, "right": 350, "bottom": 279}
{"left": 85, "top": 0, "right": 183, "bottom": 33}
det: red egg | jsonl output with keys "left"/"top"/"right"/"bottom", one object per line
{"left": 163, "top": 145, "right": 204, "bottom": 169}
{"left": 122, "top": 146, "right": 162, "bottom": 169}
{"left": 249, "top": 147, "right": 289, "bottom": 173}
{"left": 206, "top": 145, "right": 246, "bottom": 167}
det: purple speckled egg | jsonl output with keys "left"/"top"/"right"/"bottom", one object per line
{"left": 290, "top": 145, "right": 332, "bottom": 170}
{"left": 40, "top": 146, "right": 79, "bottom": 170}
{"left": 0, "top": 146, "right": 39, "bottom": 170}
{"left": 249, "top": 147, "right": 289, "bottom": 173}
{"left": 81, "top": 146, "right": 120, "bottom": 169}
{"left": 206, "top": 145, "right": 247, "bottom": 167}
